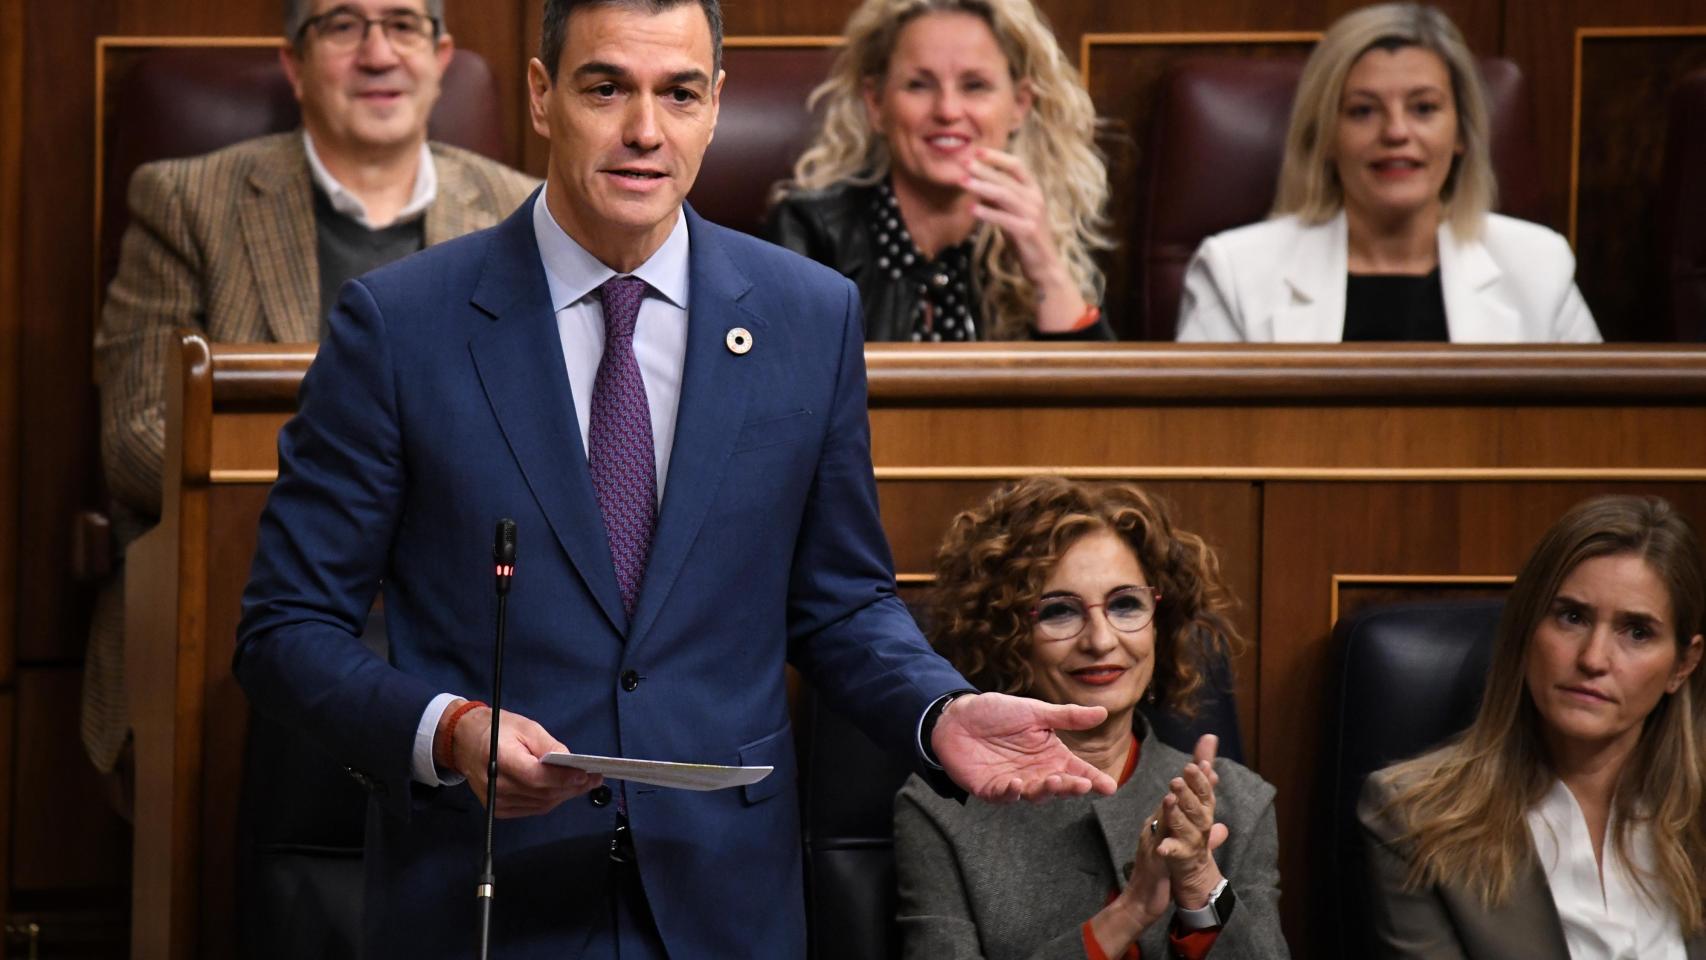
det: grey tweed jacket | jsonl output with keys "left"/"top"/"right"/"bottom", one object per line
{"left": 82, "top": 132, "right": 536, "bottom": 772}
{"left": 1359, "top": 770, "right": 1706, "bottom": 960}
{"left": 894, "top": 721, "right": 1290, "bottom": 959}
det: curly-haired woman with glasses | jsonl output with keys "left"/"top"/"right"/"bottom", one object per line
{"left": 895, "top": 477, "right": 1288, "bottom": 959}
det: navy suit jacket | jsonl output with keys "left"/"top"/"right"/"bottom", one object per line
{"left": 235, "top": 197, "right": 970, "bottom": 958}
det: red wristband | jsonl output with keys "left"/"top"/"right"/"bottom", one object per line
{"left": 1069, "top": 305, "right": 1102, "bottom": 332}
{"left": 435, "top": 699, "right": 487, "bottom": 771}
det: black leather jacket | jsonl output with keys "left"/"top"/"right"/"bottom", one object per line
{"left": 765, "top": 181, "right": 1114, "bottom": 342}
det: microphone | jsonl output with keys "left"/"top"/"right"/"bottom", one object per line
{"left": 477, "top": 519, "right": 516, "bottom": 959}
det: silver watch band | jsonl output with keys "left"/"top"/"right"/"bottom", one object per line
{"left": 1174, "top": 877, "right": 1231, "bottom": 931}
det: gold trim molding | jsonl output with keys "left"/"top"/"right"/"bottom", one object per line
{"left": 872, "top": 466, "right": 1706, "bottom": 483}
{"left": 1329, "top": 573, "right": 1515, "bottom": 626}
{"left": 212, "top": 465, "right": 1706, "bottom": 486}
{"left": 1078, "top": 30, "right": 1319, "bottom": 86}
{"left": 1568, "top": 26, "right": 1706, "bottom": 246}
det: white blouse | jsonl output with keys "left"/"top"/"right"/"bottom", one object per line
{"left": 1526, "top": 780, "right": 1686, "bottom": 960}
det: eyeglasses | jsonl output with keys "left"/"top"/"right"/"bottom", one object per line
{"left": 1030, "top": 586, "right": 1161, "bottom": 641}
{"left": 297, "top": 7, "right": 440, "bottom": 53}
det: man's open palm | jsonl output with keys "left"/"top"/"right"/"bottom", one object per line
{"left": 932, "top": 692, "right": 1118, "bottom": 802}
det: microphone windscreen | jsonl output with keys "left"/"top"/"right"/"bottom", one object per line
{"left": 494, "top": 519, "right": 517, "bottom": 565}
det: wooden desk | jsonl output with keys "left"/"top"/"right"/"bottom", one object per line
{"left": 128, "top": 336, "right": 1706, "bottom": 957}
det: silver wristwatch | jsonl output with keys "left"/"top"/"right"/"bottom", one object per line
{"left": 1175, "top": 877, "right": 1236, "bottom": 931}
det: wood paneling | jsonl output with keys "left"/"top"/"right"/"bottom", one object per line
{"left": 1570, "top": 29, "right": 1706, "bottom": 341}
{"left": 10, "top": 669, "right": 129, "bottom": 890}
{"left": 0, "top": 0, "right": 21, "bottom": 684}
{"left": 0, "top": 686, "right": 10, "bottom": 960}
{"left": 1258, "top": 481, "right": 1706, "bottom": 951}
{"left": 1505, "top": 0, "right": 1706, "bottom": 233}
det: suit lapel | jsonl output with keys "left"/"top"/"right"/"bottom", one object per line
{"left": 1439, "top": 224, "right": 1521, "bottom": 342}
{"left": 1089, "top": 728, "right": 1160, "bottom": 883}
{"left": 240, "top": 135, "right": 320, "bottom": 344}
{"left": 1501, "top": 858, "right": 1573, "bottom": 957}
{"left": 625, "top": 209, "right": 758, "bottom": 646}
{"left": 468, "top": 193, "right": 628, "bottom": 634}
{"left": 1273, "top": 212, "right": 1348, "bottom": 342}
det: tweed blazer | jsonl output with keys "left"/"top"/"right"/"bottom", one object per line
{"left": 895, "top": 722, "right": 1289, "bottom": 960}
{"left": 1359, "top": 770, "right": 1706, "bottom": 960}
{"left": 82, "top": 132, "right": 535, "bottom": 772}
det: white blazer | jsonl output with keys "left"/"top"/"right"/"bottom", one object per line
{"left": 1175, "top": 212, "right": 1601, "bottom": 343}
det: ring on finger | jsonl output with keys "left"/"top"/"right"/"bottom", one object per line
{"left": 1149, "top": 818, "right": 1161, "bottom": 836}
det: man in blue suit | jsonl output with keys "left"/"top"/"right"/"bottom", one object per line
{"left": 235, "top": 0, "right": 1115, "bottom": 956}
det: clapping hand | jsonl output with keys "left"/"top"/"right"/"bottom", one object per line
{"left": 1155, "top": 734, "right": 1229, "bottom": 907}
{"left": 930, "top": 692, "right": 1119, "bottom": 802}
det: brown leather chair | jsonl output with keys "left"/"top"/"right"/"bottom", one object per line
{"left": 1659, "top": 67, "right": 1706, "bottom": 342}
{"left": 1131, "top": 55, "right": 1542, "bottom": 341}
{"left": 687, "top": 44, "right": 838, "bottom": 235}
{"left": 97, "top": 41, "right": 508, "bottom": 960}
{"left": 100, "top": 44, "right": 506, "bottom": 294}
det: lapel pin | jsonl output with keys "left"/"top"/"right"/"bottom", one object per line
{"left": 725, "top": 327, "right": 753, "bottom": 355}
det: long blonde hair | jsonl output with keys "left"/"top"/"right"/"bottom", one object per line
{"left": 1383, "top": 495, "right": 1706, "bottom": 932}
{"left": 1273, "top": 2, "right": 1495, "bottom": 240}
{"left": 779, "top": 0, "right": 1110, "bottom": 340}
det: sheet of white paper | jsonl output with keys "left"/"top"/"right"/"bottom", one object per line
{"left": 540, "top": 752, "right": 772, "bottom": 792}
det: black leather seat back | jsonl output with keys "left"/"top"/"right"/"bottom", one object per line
{"left": 1325, "top": 599, "right": 1503, "bottom": 959}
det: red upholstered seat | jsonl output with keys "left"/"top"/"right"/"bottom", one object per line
{"left": 1131, "top": 55, "right": 1540, "bottom": 341}
{"left": 100, "top": 45, "right": 504, "bottom": 290}
{"left": 687, "top": 44, "right": 839, "bottom": 235}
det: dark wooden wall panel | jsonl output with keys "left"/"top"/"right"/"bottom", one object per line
{"left": 1258, "top": 480, "right": 1706, "bottom": 952}
{"left": 1572, "top": 30, "right": 1706, "bottom": 341}
{"left": 10, "top": 669, "right": 129, "bottom": 890}
{"left": 1505, "top": 0, "right": 1706, "bottom": 232}
{"left": 1, "top": 0, "right": 19, "bottom": 949}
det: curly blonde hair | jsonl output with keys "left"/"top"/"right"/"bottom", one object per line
{"left": 777, "top": 0, "right": 1111, "bottom": 340}
{"left": 926, "top": 477, "right": 1244, "bottom": 718}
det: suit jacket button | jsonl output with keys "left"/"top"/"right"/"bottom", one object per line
{"left": 590, "top": 785, "right": 612, "bottom": 807}
{"left": 621, "top": 670, "right": 640, "bottom": 692}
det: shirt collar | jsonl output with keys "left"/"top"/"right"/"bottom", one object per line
{"left": 302, "top": 131, "right": 437, "bottom": 229}
{"left": 530, "top": 186, "right": 691, "bottom": 312}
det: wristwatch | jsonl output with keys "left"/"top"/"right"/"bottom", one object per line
{"left": 1175, "top": 877, "right": 1236, "bottom": 931}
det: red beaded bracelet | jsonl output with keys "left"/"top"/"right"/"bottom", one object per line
{"left": 434, "top": 699, "right": 488, "bottom": 771}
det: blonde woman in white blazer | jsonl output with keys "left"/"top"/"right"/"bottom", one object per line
{"left": 1177, "top": 3, "right": 1600, "bottom": 344}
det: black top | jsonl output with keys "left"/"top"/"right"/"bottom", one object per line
{"left": 1341, "top": 268, "right": 1448, "bottom": 342}
{"left": 312, "top": 185, "right": 427, "bottom": 335}
{"left": 764, "top": 180, "right": 1113, "bottom": 343}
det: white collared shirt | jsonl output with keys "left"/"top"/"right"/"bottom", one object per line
{"left": 409, "top": 189, "right": 691, "bottom": 787}
{"left": 302, "top": 131, "right": 437, "bottom": 229}
{"left": 530, "top": 186, "right": 690, "bottom": 492}
{"left": 1527, "top": 779, "right": 1687, "bottom": 960}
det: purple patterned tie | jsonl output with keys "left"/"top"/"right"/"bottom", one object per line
{"left": 590, "top": 276, "right": 656, "bottom": 618}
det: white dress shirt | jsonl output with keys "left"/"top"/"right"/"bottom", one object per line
{"left": 1526, "top": 779, "right": 1687, "bottom": 960}
{"left": 302, "top": 131, "right": 437, "bottom": 229}
{"left": 409, "top": 190, "right": 691, "bottom": 786}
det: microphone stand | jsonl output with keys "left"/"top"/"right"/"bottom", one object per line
{"left": 477, "top": 519, "right": 516, "bottom": 959}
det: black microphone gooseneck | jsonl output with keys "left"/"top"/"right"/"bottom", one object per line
{"left": 477, "top": 519, "right": 517, "bottom": 959}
